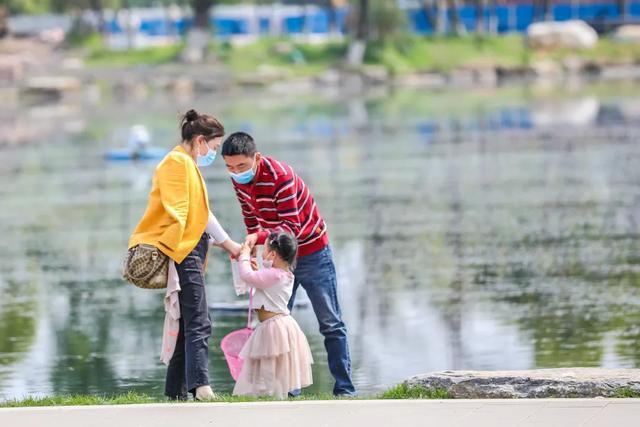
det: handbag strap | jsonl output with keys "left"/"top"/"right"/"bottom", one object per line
{"left": 246, "top": 288, "right": 254, "bottom": 329}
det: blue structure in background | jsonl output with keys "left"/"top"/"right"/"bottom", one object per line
{"left": 104, "top": 3, "right": 640, "bottom": 38}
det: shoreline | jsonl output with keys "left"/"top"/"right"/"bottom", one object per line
{"left": 4, "top": 35, "right": 640, "bottom": 104}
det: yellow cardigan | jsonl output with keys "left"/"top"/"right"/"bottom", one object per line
{"left": 128, "top": 146, "right": 210, "bottom": 264}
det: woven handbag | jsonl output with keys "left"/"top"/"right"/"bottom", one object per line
{"left": 122, "top": 244, "right": 169, "bottom": 289}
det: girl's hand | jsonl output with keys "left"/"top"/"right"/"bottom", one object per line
{"left": 239, "top": 243, "right": 251, "bottom": 257}
{"left": 250, "top": 258, "right": 259, "bottom": 271}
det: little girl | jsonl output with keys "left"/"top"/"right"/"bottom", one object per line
{"left": 233, "top": 231, "right": 313, "bottom": 399}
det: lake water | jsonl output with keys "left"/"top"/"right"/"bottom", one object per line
{"left": 2, "top": 82, "right": 640, "bottom": 400}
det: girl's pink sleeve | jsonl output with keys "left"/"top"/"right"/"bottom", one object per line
{"left": 237, "top": 257, "right": 287, "bottom": 290}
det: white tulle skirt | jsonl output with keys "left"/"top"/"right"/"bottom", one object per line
{"left": 232, "top": 314, "right": 314, "bottom": 399}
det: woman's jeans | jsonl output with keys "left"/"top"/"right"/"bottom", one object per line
{"left": 288, "top": 245, "right": 356, "bottom": 396}
{"left": 165, "top": 234, "right": 211, "bottom": 399}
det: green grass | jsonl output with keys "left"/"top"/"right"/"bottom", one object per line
{"left": 211, "top": 37, "right": 347, "bottom": 77}
{"left": 613, "top": 388, "right": 640, "bottom": 398}
{"left": 71, "top": 33, "right": 640, "bottom": 76}
{"left": 5, "top": 384, "right": 639, "bottom": 407}
{"left": 365, "top": 34, "right": 529, "bottom": 74}
{"left": 0, "top": 392, "right": 162, "bottom": 408}
{"left": 533, "top": 37, "right": 640, "bottom": 65}
{"left": 0, "top": 384, "right": 451, "bottom": 408}
{"left": 379, "top": 383, "right": 452, "bottom": 399}
{"left": 86, "top": 44, "right": 184, "bottom": 67}
{"left": 71, "top": 34, "right": 183, "bottom": 67}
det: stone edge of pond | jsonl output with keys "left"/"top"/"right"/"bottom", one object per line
{"left": 404, "top": 368, "right": 640, "bottom": 399}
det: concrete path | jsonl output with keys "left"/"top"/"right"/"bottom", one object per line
{"left": 2, "top": 398, "right": 639, "bottom": 427}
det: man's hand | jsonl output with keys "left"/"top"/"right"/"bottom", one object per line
{"left": 244, "top": 233, "right": 259, "bottom": 249}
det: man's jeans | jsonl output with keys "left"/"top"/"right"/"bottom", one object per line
{"left": 289, "top": 245, "right": 356, "bottom": 396}
{"left": 165, "top": 234, "right": 211, "bottom": 399}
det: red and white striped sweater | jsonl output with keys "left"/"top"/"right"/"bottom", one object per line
{"left": 231, "top": 156, "right": 329, "bottom": 257}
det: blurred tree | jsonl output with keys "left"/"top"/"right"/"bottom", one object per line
{"left": 181, "top": 0, "right": 216, "bottom": 63}
{"left": 533, "top": 0, "right": 553, "bottom": 21}
{"left": 193, "top": 0, "right": 212, "bottom": 29}
{"left": 346, "top": 0, "right": 368, "bottom": 65}
{"left": 449, "top": 0, "right": 465, "bottom": 35}
{"left": 617, "top": 0, "right": 627, "bottom": 19}
{"left": 0, "top": 5, "right": 7, "bottom": 38}
{"left": 435, "top": 0, "right": 446, "bottom": 35}
{"left": 420, "top": 0, "right": 436, "bottom": 30}
{"left": 475, "top": 0, "right": 485, "bottom": 34}
{"left": 346, "top": 0, "right": 404, "bottom": 65}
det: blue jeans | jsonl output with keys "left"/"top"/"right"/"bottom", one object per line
{"left": 288, "top": 245, "right": 356, "bottom": 396}
{"left": 165, "top": 234, "right": 211, "bottom": 399}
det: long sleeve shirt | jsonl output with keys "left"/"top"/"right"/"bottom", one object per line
{"left": 237, "top": 253, "right": 294, "bottom": 315}
{"left": 230, "top": 156, "right": 329, "bottom": 257}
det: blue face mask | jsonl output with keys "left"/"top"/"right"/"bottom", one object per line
{"left": 229, "top": 156, "right": 257, "bottom": 184}
{"left": 197, "top": 148, "right": 217, "bottom": 167}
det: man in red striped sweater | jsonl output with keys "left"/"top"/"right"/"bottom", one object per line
{"left": 221, "top": 132, "right": 356, "bottom": 396}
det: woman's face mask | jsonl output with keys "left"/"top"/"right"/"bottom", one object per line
{"left": 196, "top": 137, "right": 219, "bottom": 167}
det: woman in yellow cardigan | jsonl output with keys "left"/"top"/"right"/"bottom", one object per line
{"left": 129, "top": 109, "right": 240, "bottom": 400}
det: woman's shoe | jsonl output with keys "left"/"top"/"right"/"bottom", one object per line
{"left": 195, "top": 385, "right": 217, "bottom": 401}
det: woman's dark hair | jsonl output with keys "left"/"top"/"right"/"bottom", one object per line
{"left": 267, "top": 231, "right": 298, "bottom": 269}
{"left": 221, "top": 132, "right": 257, "bottom": 157}
{"left": 180, "top": 109, "right": 225, "bottom": 145}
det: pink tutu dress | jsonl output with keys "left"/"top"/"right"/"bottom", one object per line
{"left": 232, "top": 254, "right": 313, "bottom": 399}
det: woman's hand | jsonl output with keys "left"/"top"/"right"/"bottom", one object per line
{"left": 220, "top": 239, "right": 242, "bottom": 259}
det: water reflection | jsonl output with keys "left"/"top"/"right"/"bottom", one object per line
{"left": 2, "top": 82, "right": 640, "bottom": 399}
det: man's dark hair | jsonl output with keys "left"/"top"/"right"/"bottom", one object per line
{"left": 221, "top": 132, "right": 257, "bottom": 157}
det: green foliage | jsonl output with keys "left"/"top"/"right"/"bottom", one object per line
{"left": 369, "top": 0, "right": 406, "bottom": 41}
{"left": 8, "top": 0, "right": 124, "bottom": 14}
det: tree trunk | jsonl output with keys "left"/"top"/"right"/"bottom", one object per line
{"left": 193, "top": 0, "right": 212, "bottom": 30}
{"left": 355, "top": 0, "right": 369, "bottom": 41}
{"left": 488, "top": 0, "right": 497, "bottom": 34}
{"left": 449, "top": 0, "right": 466, "bottom": 36}
{"left": 421, "top": 0, "right": 437, "bottom": 30}
{"left": 617, "top": 0, "right": 627, "bottom": 19}
{"left": 545, "top": 0, "right": 553, "bottom": 21}
{"left": 0, "top": 5, "right": 7, "bottom": 38}
{"left": 182, "top": 0, "right": 214, "bottom": 63}
{"left": 475, "top": 0, "right": 485, "bottom": 34}
{"left": 88, "top": 0, "right": 105, "bottom": 33}
{"left": 436, "top": 0, "right": 447, "bottom": 35}
{"left": 346, "top": 0, "right": 369, "bottom": 66}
